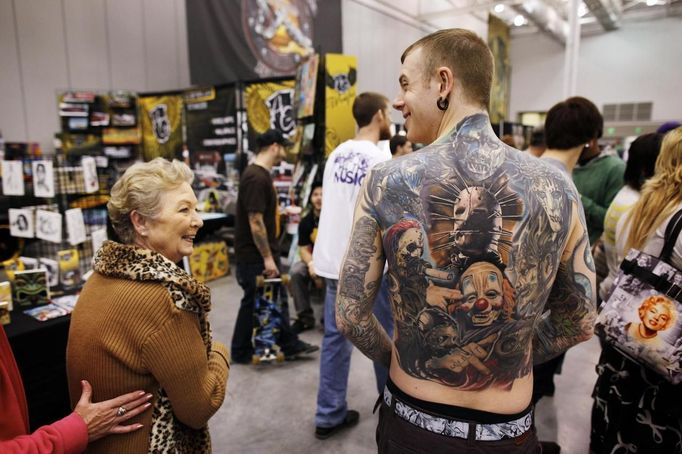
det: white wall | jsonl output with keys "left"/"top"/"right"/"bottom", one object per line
{"left": 509, "top": 17, "right": 682, "bottom": 122}
{"left": 341, "top": 0, "right": 487, "bottom": 124}
{"left": 0, "top": 0, "right": 190, "bottom": 153}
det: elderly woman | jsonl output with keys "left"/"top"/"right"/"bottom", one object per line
{"left": 66, "top": 158, "right": 229, "bottom": 453}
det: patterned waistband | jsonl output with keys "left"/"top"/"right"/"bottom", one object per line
{"left": 382, "top": 387, "right": 533, "bottom": 441}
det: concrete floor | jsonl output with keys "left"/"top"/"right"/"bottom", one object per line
{"left": 206, "top": 271, "right": 601, "bottom": 454}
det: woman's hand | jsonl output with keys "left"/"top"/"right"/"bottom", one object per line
{"left": 73, "top": 380, "right": 153, "bottom": 442}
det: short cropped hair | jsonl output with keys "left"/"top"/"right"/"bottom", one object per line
{"left": 545, "top": 96, "right": 603, "bottom": 150}
{"left": 623, "top": 133, "right": 663, "bottom": 191}
{"left": 353, "top": 92, "right": 389, "bottom": 128}
{"left": 389, "top": 135, "right": 408, "bottom": 155}
{"left": 401, "top": 29, "right": 494, "bottom": 109}
{"left": 108, "top": 158, "right": 194, "bottom": 244}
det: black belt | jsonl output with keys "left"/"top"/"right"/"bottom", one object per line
{"left": 382, "top": 387, "right": 534, "bottom": 441}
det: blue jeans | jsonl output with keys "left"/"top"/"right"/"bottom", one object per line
{"left": 315, "top": 276, "right": 394, "bottom": 428}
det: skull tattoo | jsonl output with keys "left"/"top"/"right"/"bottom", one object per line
{"left": 451, "top": 187, "right": 502, "bottom": 256}
{"left": 457, "top": 135, "right": 504, "bottom": 181}
{"left": 531, "top": 175, "right": 564, "bottom": 233}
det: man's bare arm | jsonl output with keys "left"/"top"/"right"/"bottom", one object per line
{"left": 533, "top": 202, "right": 597, "bottom": 364}
{"left": 336, "top": 180, "right": 392, "bottom": 367}
{"left": 248, "top": 212, "right": 279, "bottom": 276}
{"left": 248, "top": 212, "right": 272, "bottom": 258}
{"left": 299, "top": 246, "right": 313, "bottom": 265}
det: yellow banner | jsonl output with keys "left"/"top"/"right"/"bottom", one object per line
{"left": 488, "top": 15, "right": 511, "bottom": 124}
{"left": 139, "top": 95, "right": 183, "bottom": 161}
{"left": 244, "top": 80, "right": 296, "bottom": 139}
{"left": 324, "top": 54, "right": 357, "bottom": 156}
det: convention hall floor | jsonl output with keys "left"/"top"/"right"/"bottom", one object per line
{"left": 206, "top": 270, "right": 601, "bottom": 454}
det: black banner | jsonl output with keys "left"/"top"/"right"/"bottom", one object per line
{"left": 184, "top": 86, "right": 238, "bottom": 157}
{"left": 186, "top": 0, "right": 342, "bottom": 85}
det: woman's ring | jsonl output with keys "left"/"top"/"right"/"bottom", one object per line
{"left": 116, "top": 406, "right": 127, "bottom": 417}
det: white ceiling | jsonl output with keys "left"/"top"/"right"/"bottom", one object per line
{"left": 357, "top": 0, "right": 682, "bottom": 43}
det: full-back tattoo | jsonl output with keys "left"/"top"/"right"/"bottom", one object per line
{"left": 338, "top": 114, "right": 596, "bottom": 392}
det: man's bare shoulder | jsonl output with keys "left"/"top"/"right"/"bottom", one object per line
{"left": 369, "top": 143, "right": 451, "bottom": 194}
{"left": 512, "top": 151, "right": 579, "bottom": 195}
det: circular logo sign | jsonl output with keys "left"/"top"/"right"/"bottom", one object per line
{"left": 242, "top": 0, "right": 314, "bottom": 74}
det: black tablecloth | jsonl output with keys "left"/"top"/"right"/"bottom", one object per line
{"left": 4, "top": 311, "right": 72, "bottom": 431}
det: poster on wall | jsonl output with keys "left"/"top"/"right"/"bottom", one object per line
{"left": 187, "top": 0, "right": 342, "bottom": 84}
{"left": 32, "top": 160, "right": 55, "bottom": 198}
{"left": 244, "top": 80, "right": 296, "bottom": 150}
{"left": 2, "top": 160, "right": 25, "bottom": 196}
{"left": 488, "top": 15, "right": 511, "bottom": 125}
{"left": 139, "top": 95, "right": 183, "bottom": 162}
{"left": 35, "top": 209, "right": 62, "bottom": 244}
{"left": 65, "top": 208, "right": 87, "bottom": 246}
{"left": 295, "top": 53, "right": 320, "bottom": 119}
{"left": 184, "top": 86, "right": 238, "bottom": 165}
{"left": 9, "top": 208, "right": 34, "bottom": 238}
{"left": 324, "top": 54, "right": 357, "bottom": 156}
{"left": 81, "top": 156, "right": 99, "bottom": 193}
{"left": 91, "top": 228, "right": 108, "bottom": 255}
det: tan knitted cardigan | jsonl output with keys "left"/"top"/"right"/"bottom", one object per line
{"left": 66, "top": 242, "right": 229, "bottom": 453}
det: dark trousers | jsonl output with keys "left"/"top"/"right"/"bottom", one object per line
{"left": 230, "top": 261, "right": 298, "bottom": 362}
{"left": 289, "top": 260, "right": 316, "bottom": 324}
{"left": 531, "top": 353, "right": 565, "bottom": 405}
{"left": 376, "top": 399, "right": 539, "bottom": 454}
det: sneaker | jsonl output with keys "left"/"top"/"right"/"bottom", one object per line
{"left": 284, "top": 340, "right": 319, "bottom": 360}
{"left": 315, "top": 410, "right": 360, "bottom": 440}
{"left": 291, "top": 318, "right": 314, "bottom": 334}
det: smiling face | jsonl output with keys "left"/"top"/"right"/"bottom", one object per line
{"left": 393, "top": 47, "right": 442, "bottom": 145}
{"left": 458, "top": 262, "right": 504, "bottom": 327}
{"left": 639, "top": 298, "right": 674, "bottom": 332}
{"left": 137, "top": 182, "right": 203, "bottom": 263}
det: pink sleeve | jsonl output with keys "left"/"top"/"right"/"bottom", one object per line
{"left": 0, "top": 412, "right": 88, "bottom": 454}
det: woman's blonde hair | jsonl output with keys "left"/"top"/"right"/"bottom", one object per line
{"left": 638, "top": 295, "right": 676, "bottom": 330}
{"left": 624, "top": 127, "right": 682, "bottom": 251}
{"left": 108, "top": 158, "right": 194, "bottom": 244}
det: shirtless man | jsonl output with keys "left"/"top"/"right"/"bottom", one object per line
{"left": 336, "top": 29, "right": 596, "bottom": 453}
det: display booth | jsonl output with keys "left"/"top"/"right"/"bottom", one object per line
{"left": 0, "top": 50, "right": 358, "bottom": 428}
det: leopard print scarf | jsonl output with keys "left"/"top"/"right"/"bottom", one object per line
{"left": 94, "top": 241, "right": 213, "bottom": 453}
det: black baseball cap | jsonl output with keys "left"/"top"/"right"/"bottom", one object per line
{"left": 255, "top": 129, "right": 294, "bottom": 150}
